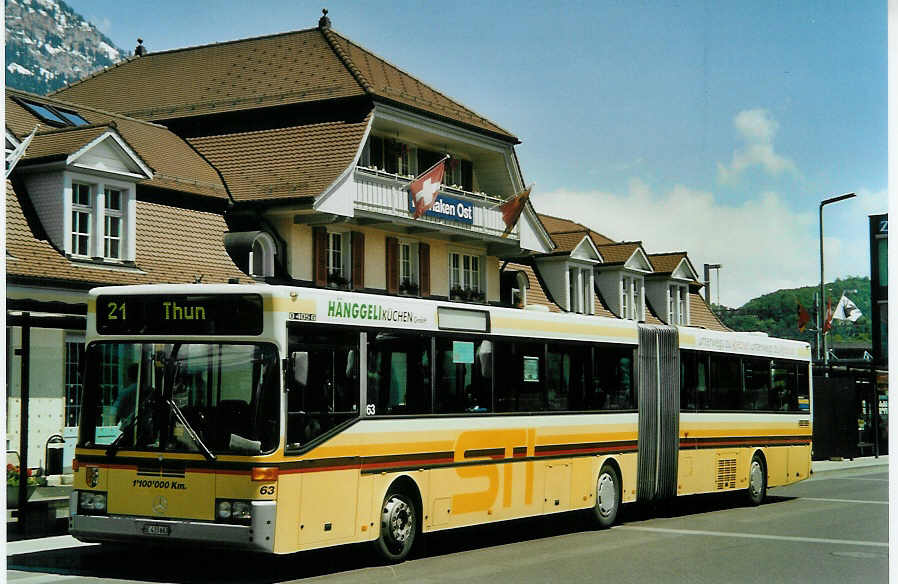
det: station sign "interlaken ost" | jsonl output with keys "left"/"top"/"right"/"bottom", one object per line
{"left": 407, "top": 193, "right": 474, "bottom": 224}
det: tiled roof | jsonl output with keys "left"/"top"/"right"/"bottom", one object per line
{"left": 648, "top": 252, "right": 687, "bottom": 275}
{"left": 689, "top": 291, "right": 729, "bottom": 331}
{"left": 51, "top": 27, "right": 516, "bottom": 142}
{"left": 327, "top": 31, "right": 514, "bottom": 140}
{"left": 551, "top": 232, "right": 590, "bottom": 254}
{"left": 186, "top": 111, "right": 372, "bottom": 201}
{"left": 7, "top": 180, "right": 247, "bottom": 286}
{"left": 7, "top": 89, "right": 228, "bottom": 199}
{"left": 537, "top": 213, "right": 616, "bottom": 248}
{"left": 596, "top": 242, "right": 644, "bottom": 266}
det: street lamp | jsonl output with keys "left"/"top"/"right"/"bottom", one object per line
{"left": 818, "top": 192, "right": 855, "bottom": 368}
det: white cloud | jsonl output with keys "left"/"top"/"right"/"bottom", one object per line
{"left": 532, "top": 182, "right": 883, "bottom": 308}
{"left": 717, "top": 109, "right": 797, "bottom": 184}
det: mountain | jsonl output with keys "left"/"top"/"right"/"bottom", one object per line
{"left": 5, "top": 0, "right": 127, "bottom": 95}
{"left": 714, "top": 276, "right": 872, "bottom": 345}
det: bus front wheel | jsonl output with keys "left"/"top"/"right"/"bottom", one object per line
{"left": 373, "top": 487, "right": 418, "bottom": 563}
{"left": 746, "top": 453, "right": 767, "bottom": 506}
{"left": 591, "top": 464, "right": 621, "bottom": 529}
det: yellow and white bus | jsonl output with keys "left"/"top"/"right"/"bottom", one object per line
{"left": 70, "top": 284, "right": 812, "bottom": 561}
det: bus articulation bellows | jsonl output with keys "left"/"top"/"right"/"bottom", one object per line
{"left": 71, "top": 284, "right": 812, "bottom": 561}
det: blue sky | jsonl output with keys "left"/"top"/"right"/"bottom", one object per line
{"left": 68, "top": 0, "right": 887, "bottom": 307}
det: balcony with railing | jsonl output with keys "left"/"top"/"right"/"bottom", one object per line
{"left": 353, "top": 165, "right": 516, "bottom": 241}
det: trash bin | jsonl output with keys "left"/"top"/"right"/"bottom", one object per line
{"left": 45, "top": 434, "right": 64, "bottom": 476}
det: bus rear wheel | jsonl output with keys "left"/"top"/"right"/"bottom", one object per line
{"left": 373, "top": 488, "right": 418, "bottom": 563}
{"left": 591, "top": 464, "right": 621, "bottom": 529}
{"left": 746, "top": 453, "right": 767, "bottom": 506}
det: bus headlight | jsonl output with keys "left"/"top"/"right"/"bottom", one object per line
{"left": 77, "top": 490, "right": 107, "bottom": 515}
{"left": 215, "top": 499, "right": 252, "bottom": 525}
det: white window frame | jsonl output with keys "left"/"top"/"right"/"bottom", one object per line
{"left": 398, "top": 240, "right": 420, "bottom": 294}
{"left": 65, "top": 173, "right": 135, "bottom": 261}
{"left": 620, "top": 274, "right": 644, "bottom": 321}
{"left": 71, "top": 182, "right": 92, "bottom": 257}
{"left": 449, "top": 250, "right": 483, "bottom": 295}
{"left": 567, "top": 266, "right": 593, "bottom": 314}
{"left": 326, "top": 228, "right": 352, "bottom": 287}
{"left": 668, "top": 283, "right": 689, "bottom": 325}
{"left": 103, "top": 187, "right": 123, "bottom": 259}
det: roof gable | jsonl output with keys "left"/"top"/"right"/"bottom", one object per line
{"left": 69, "top": 130, "right": 153, "bottom": 178}
{"left": 570, "top": 235, "right": 601, "bottom": 261}
{"left": 21, "top": 125, "right": 152, "bottom": 179}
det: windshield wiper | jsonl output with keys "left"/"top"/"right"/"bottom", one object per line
{"left": 166, "top": 399, "right": 216, "bottom": 462}
{"left": 105, "top": 431, "right": 126, "bottom": 457}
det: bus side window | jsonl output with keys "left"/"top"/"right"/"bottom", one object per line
{"left": 494, "top": 340, "right": 545, "bottom": 412}
{"left": 435, "top": 337, "right": 492, "bottom": 414}
{"left": 367, "top": 331, "right": 432, "bottom": 415}
{"left": 286, "top": 328, "right": 360, "bottom": 446}
{"left": 590, "top": 345, "right": 634, "bottom": 411}
{"left": 546, "top": 343, "right": 588, "bottom": 411}
{"left": 772, "top": 359, "right": 799, "bottom": 411}
{"left": 743, "top": 358, "right": 772, "bottom": 411}
{"left": 709, "top": 354, "right": 741, "bottom": 410}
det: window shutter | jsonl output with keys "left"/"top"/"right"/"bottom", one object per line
{"left": 351, "top": 231, "right": 365, "bottom": 290}
{"left": 385, "top": 237, "right": 399, "bottom": 294}
{"left": 313, "top": 226, "right": 327, "bottom": 287}
{"left": 418, "top": 243, "right": 430, "bottom": 297}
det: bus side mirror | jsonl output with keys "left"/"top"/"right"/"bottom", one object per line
{"left": 291, "top": 352, "right": 309, "bottom": 388}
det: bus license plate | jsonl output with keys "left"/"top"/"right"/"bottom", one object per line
{"left": 142, "top": 524, "right": 170, "bottom": 536}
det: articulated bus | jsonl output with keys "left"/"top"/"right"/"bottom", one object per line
{"left": 71, "top": 284, "right": 812, "bottom": 561}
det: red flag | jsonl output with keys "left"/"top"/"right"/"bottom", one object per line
{"left": 797, "top": 302, "right": 810, "bottom": 332}
{"left": 409, "top": 157, "right": 447, "bottom": 219}
{"left": 499, "top": 185, "right": 532, "bottom": 237}
{"left": 823, "top": 298, "right": 834, "bottom": 333}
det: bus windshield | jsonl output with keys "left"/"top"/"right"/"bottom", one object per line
{"left": 78, "top": 343, "right": 280, "bottom": 456}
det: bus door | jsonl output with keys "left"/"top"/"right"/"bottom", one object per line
{"left": 636, "top": 324, "right": 680, "bottom": 502}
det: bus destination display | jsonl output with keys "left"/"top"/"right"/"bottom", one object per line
{"left": 96, "top": 294, "right": 263, "bottom": 335}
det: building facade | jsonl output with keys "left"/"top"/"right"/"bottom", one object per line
{"left": 6, "top": 13, "right": 727, "bottom": 476}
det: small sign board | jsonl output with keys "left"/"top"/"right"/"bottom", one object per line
{"left": 452, "top": 341, "right": 475, "bottom": 364}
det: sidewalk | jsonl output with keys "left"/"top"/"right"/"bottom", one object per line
{"left": 811, "top": 455, "right": 889, "bottom": 473}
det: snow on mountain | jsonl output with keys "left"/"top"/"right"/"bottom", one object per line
{"left": 5, "top": 0, "right": 128, "bottom": 95}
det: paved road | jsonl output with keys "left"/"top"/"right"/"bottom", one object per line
{"left": 7, "top": 465, "right": 889, "bottom": 584}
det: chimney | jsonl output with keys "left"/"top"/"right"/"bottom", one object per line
{"left": 318, "top": 8, "right": 331, "bottom": 30}
{"left": 134, "top": 38, "right": 147, "bottom": 57}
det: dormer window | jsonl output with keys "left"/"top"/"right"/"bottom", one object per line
{"left": 64, "top": 176, "right": 135, "bottom": 262}
{"left": 568, "top": 266, "right": 594, "bottom": 314}
{"left": 103, "top": 188, "right": 123, "bottom": 259}
{"left": 620, "top": 276, "right": 645, "bottom": 321}
{"left": 71, "top": 183, "right": 92, "bottom": 256}
{"left": 669, "top": 284, "right": 689, "bottom": 325}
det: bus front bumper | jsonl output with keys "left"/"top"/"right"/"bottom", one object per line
{"left": 69, "top": 501, "right": 276, "bottom": 552}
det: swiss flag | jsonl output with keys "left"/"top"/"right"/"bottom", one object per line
{"left": 409, "top": 157, "right": 447, "bottom": 219}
